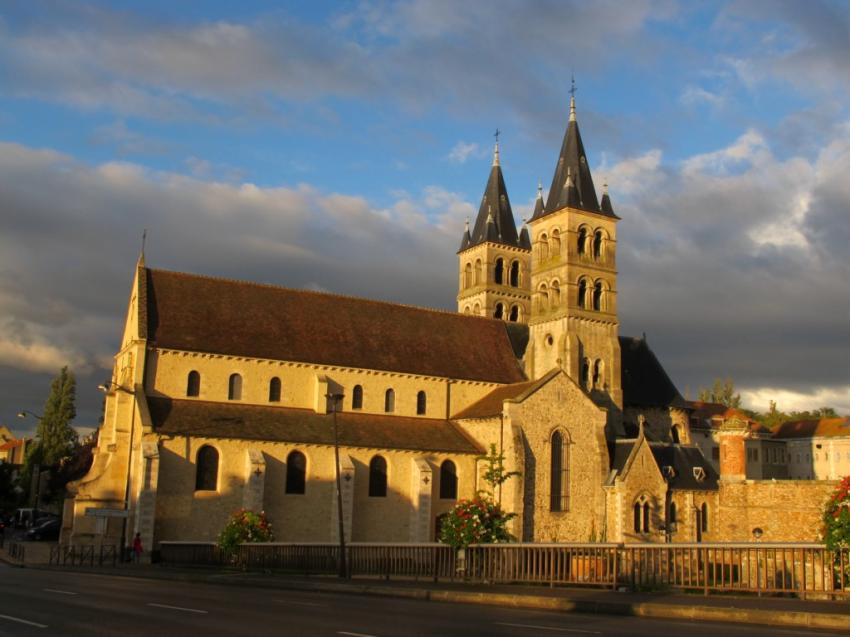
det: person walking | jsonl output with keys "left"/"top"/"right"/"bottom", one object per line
{"left": 132, "top": 532, "right": 143, "bottom": 563}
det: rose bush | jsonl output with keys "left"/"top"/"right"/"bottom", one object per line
{"left": 438, "top": 496, "right": 514, "bottom": 549}
{"left": 823, "top": 475, "right": 850, "bottom": 550}
{"left": 218, "top": 508, "right": 274, "bottom": 554}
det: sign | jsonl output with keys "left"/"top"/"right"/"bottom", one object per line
{"left": 85, "top": 508, "right": 129, "bottom": 518}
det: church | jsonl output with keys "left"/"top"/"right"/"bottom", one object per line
{"left": 64, "top": 94, "right": 830, "bottom": 552}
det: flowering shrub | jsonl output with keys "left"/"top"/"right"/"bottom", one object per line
{"left": 218, "top": 509, "right": 274, "bottom": 554}
{"left": 439, "top": 497, "right": 515, "bottom": 549}
{"left": 823, "top": 476, "right": 850, "bottom": 550}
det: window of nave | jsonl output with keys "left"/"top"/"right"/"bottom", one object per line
{"left": 268, "top": 377, "right": 281, "bottom": 402}
{"left": 549, "top": 429, "right": 570, "bottom": 512}
{"left": 352, "top": 385, "right": 363, "bottom": 410}
{"left": 368, "top": 455, "right": 388, "bottom": 497}
{"left": 439, "top": 460, "right": 458, "bottom": 499}
{"left": 416, "top": 390, "right": 427, "bottom": 415}
{"left": 195, "top": 445, "right": 219, "bottom": 491}
{"left": 186, "top": 370, "right": 200, "bottom": 397}
{"left": 384, "top": 388, "right": 395, "bottom": 413}
{"left": 285, "top": 450, "right": 307, "bottom": 494}
{"left": 228, "top": 373, "right": 242, "bottom": 400}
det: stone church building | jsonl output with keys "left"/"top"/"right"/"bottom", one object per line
{"left": 65, "top": 95, "right": 832, "bottom": 551}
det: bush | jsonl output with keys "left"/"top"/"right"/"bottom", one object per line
{"left": 823, "top": 476, "right": 850, "bottom": 550}
{"left": 439, "top": 497, "right": 514, "bottom": 549}
{"left": 218, "top": 509, "right": 274, "bottom": 554}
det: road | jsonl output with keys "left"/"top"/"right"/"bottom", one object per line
{"left": 0, "top": 564, "right": 839, "bottom": 636}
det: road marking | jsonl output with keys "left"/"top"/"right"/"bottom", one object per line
{"left": 275, "top": 599, "right": 325, "bottom": 607}
{"left": 147, "top": 603, "right": 208, "bottom": 614}
{"left": 43, "top": 588, "right": 77, "bottom": 595}
{"left": 337, "top": 632, "right": 378, "bottom": 637}
{"left": 0, "top": 614, "right": 48, "bottom": 628}
{"left": 493, "top": 623, "right": 600, "bottom": 634}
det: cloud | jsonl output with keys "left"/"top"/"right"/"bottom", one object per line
{"left": 680, "top": 85, "right": 725, "bottom": 109}
{"left": 741, "top": 385, "right": 850, "bottom": 416}
{"left": 447, "top": 141, "right": 482, "bottom": 164}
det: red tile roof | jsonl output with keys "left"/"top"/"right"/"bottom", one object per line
{"left": 148, "top": 397, "right": 483, "bottom": 455}
{"left": 144, "top": 269, "right": 525, "bottom": 385}
{"left": 773, "top": 417, "right": 850, "bottom": 439}
{"left": 452, "top": 371, "right": 559, "bottom": 419}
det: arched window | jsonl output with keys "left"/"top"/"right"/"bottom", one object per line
{"left": 195, "top": 445, "right": 219, "bottom": 491}
{"left": 474, "top": 259, "right": 482, "bottom": 285}
{"left": 577, "top": 279, "right": 587, "bottom": 308}
{"left": 539, "top": 234, "right": 549, "bottom": 262}
{"left": 669, "top": 502, "right": 677, "bottom": 525}
{"left": 285, "top": 451, "right": 307, "bottom": 494}
{"left": 701, "top": 502, "right": 709, "bottom": 532}
{"left": 416, "top": 390, "right": 427, "bottom": 415}
{"left": 592, "top": 359, "right": 603, "bottom": 389}
{"left": 509, "top": 305, "right": 519, "bottom": 322}
{"left": 580, "top": 358, "right": 590, "bottom": 388}
{"left": 268, "top": 377, "right": 281, "bottom": 402}
{"left": 593, "top": 230, "right": 604, "bottom": 259}
{"left": 577, "top": 227, "right": 588, "bottom": 255}
{"left": 643, "top": 502, "right": 650, "bottom": 532}
{"left": 633, "top": 496, "right": 650, "bottom": 533}
{"left": 473, "top": 302, "right": 481, "bottom": 315}
{"left": 538, "top": 283, "right": 549, "bottom": 312}
{"left": 671, "top": 425, "right": 681, "bottom": 444}
{"left": 439, "top": 460, "right": 457, "bottom": 499}
{"left": 352, "top": 385, "right": 363, "bottom": 410}
{"left": 550, "top": 430, "right": 570, "bottom": 511}
{"left": 368, "top": 456, "right": 387, "bottom": 497}
{"left": 633, "top": 502, "right": 642, "bottom": 533}
{"left": 592, "top": 282, "right": 603, "bottom": 311}
{"left": 384, "top": 388, "right": 395, "bottom": 413}
{"left": 494, "top": 302, "right": 504, "bottom": 319}
{"left": 463, "top": 306, "right": 471, "bottom": 315}
{"left": 509, "top": 260, "right": 520, "bottom": 287}
{"left": 186, "top": 371, "right": 200, "bottom": 397}
{"left": 464, "top": 263, "right": 472, "bottom": 289}
{"left": 228, "top": 373, "right": 242, "bottom": 400}
{"left": 551, "top": 229, "right": 561, "bottom": 256}
{"left": 550, "top": 281, "right": 560, "bottom": 308}
{"left": 494, "top": 258, "right": 504, "bottom": 284}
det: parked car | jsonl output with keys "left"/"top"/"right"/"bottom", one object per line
{"left": 26, "top": 517, "right": 60, "bottom": 541}
{"left": 14, "top": 508, "right": 38, "bottom": 528}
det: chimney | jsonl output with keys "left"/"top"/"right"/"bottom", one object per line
{"left": 717, "top": 416, "right": 750, "bottom": 482}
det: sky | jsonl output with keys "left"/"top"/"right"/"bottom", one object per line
{"left": 2, "top": 0, "right": 850, "bottom": 436}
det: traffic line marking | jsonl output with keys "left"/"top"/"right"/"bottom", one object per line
{"left": 147, "top": 603, "right": 208, "bottom": 614}
{"left": 337, "top": 632, "right": 378, "bottom": 637}
{"left": 493, "top": 622, "right": 600, "bottom": 634}
{"left": 275, "top": 599, "right": 325, "bottom": 607}
{"left": 0, "top": 614, "right": 48, "bottom": 628}
{"left": 43, "top": 588, "right": 78, "bottom": 595}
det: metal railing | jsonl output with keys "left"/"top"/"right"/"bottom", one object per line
{"left": 49, "top": 544, "right": 118, "bottom": 567}
{"left": 6, "top": 542, "right": 25, "bottom": 563}
{"left": 158, "top": 541, "right": 850, "bottom": 598}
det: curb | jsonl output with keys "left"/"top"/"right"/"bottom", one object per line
{"left": 24, "top": 564, "right": 849, "bottom": 632}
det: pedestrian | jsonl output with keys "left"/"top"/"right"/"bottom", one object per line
{"left": 132, "top": 532, "right": 143, "bottom": 563}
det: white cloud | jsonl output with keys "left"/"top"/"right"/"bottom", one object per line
{"left": 741, "top": 385, "right": 850, "bottom": 416}
{"left": 680, "top": 85, "right": 725, "bottom": 108}
{"left": 447, "top": 141, "right": 482, "bottom": 164}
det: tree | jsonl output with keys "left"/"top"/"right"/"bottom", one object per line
{"left": 477, "top": 443, "right": 521, "bottom": 503}
{"left": 697, "top": 377, "right": 741, "bottom": 408}
{"left": 33, "top": 366, "right": 78, "bottom": 466}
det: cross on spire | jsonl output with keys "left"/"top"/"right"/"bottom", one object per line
{"left": 569, "top": 74, "right": 577, "bottom": 98}
{"left": 494, "top": 128, "right": 500, "bottom": 144}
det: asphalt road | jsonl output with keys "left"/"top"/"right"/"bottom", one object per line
{"left": 0, "top": 564, "right": 839, "bottom": 637}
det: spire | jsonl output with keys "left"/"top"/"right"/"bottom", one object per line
{"left": 519, "top": 220, "right": 531, "bottom": 250}
{"left": 462, "top": 134, "right": 521, "bottom": 251}
{"left": 600, "top": 181, "right": 614, "bottom": 215}
{"left": 459, "top": 218, "right": 472, "bottom": 251}
{"left": 529, "top": 180, "right": 546, "bottom": 221}
{"left": 544, "top": 83, "right": 606, "bottom": 216}
{"left": 564, "top": 167, "right": 579, "bottom": 208}
{"left": 137, "top": 229, "right": 147, "bottom": 268}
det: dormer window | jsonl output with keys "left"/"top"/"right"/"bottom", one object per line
{"left": 662, "top": 465, "right": 676, "bottom": 479}
{"left": 693, "top": 467, "right": 706, "bottom": 482}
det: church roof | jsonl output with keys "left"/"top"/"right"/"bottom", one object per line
{"left": 143, "top": 268, "right": 526, "bottom": 385}
{"left": 452, "top": 369, "right": 560, "bottom": 419}
{"left": 773, "top": 417, "right": 850, "bottom": 439}
{"left": 608, "top": 439, "right": 718, "bottom": 491}
{"left": 462, "top": 144, "right": 522, "bottom": 251}
{"left": 148, "top": 397, "right": 483, "bottom": 455}
{"left": 619, "top": 336, "right": 686, "bottom": 409}
{"left": 538, "top": 95, "right": 614, "bottom": 220}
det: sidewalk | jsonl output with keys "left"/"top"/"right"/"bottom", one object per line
{"left": 3, "top": 547, "right": 849, "bottom": 632}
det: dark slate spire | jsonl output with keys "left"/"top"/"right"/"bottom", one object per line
{"left": 545, "top": 93, "right": 608, "bottom": 216}
{"left": 529, "top": 181, "right": 546, "bottom": 221}
{"left": 519, "top": 222, "right": 531, "bottom": 250}
{"left": 459, "top": 218, "right": 472, "bottom": 251}
{"left": 600, "top": 181, "right": 614, "bottom": 215}
{"left": 464, "top": 142, "right": 521, "bottom": 250}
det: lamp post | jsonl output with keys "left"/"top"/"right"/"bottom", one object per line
{"left": 99, "top": 380, "right": 135, "bottom": 560}
{"left": 326, "top": 392, "right": 347, "bottom": 579}
{"left": 16, "top": 411, "right": 44, "bottom": 511}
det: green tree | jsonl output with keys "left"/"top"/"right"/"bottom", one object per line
{"left": 697, "top": 377, "right": 741, "bottom": 408}
{"left": 477, "top": 443, "right": 521, "bottom": 503}
{"left": 34, "top": 366, "right": 78, "bottom": 465}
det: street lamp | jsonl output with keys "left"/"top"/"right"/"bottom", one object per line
{"left": 16, "top": 410, "right": 43, "bottom": 420}
{"left": 98, "top": 380, "right": 133, "bottom": 395}
{"left": 326, "top": 392, "right": 347, "bottom": 579}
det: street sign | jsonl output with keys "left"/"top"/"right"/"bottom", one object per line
{"left": 85, "top": 508, "right": 129, "bottom": 518}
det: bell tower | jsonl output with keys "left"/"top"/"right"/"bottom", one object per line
{"left": 526, "top": 91, "right": 623, "bottom": 422}
{"left": 457, "top": 140, "right": 531, "bottom": 323}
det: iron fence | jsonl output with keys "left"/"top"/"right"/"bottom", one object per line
{"left": 48, "top": 544, "right": 118, "bottom": 567}
{"left": 157, "top": 541, "right": 850, "bottom": 598}
{"left": 6, "top": 542, "right": 25, "bottom": 562}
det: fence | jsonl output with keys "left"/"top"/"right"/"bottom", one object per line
{"left": 6, "top": 542, "right": 25, "bottom": 562}
{"left": 159, "top": 541, "right": 850, "bottom": 598}
{"left": 48, "top": 544, "right": 118, "bottom": 567}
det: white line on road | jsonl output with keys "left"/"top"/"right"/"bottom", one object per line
{"left": 0, "top": 614, "right": 48, "bottom": 628}
{"left": 493, "top": 622, "right": 601, "bottom": 634}
{"left": 275, "top": 600, "right": 325, "bottom": 607}
{"left": 147, "top": 603, "right": 208, "bottom": 614}
{"left": 337, "top": 632, "right": 378, "bottom": 637}
{"left": 43, "top": 588, "right": 78, "bottom": 595}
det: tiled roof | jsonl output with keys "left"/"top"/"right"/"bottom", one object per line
{"left": 452, "top": 372, "right": 556, "bottom": 419}
{"left": 773, "top": 417, "right": 850, "bottom": 439}
{"left": 144, "top": 269, "right": 526, "bottom": 385}
{"left": 148, "top": 397, "right": 483, "bottom": 455}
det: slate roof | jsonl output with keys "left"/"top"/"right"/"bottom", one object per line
{"left": 148, "top": 397, "right": 483, "bottom": 455}
{"left": 773, "top": 417, "right": 850, "bottom": 439}
{"left": 143, "top": 269, "right": 526, "bottom": 385}
{"left": 608, "top": 439, "right": 718, "bottom": 491}
{"left": 619, "top": 336, "right": 686, "bottom": 409}
{"left": 463, "top": 146, "right": 522, "bottom": 251}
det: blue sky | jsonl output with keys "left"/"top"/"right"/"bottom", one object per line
{"left": 2, "top": 0, "right": 850, "bottom": 433}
